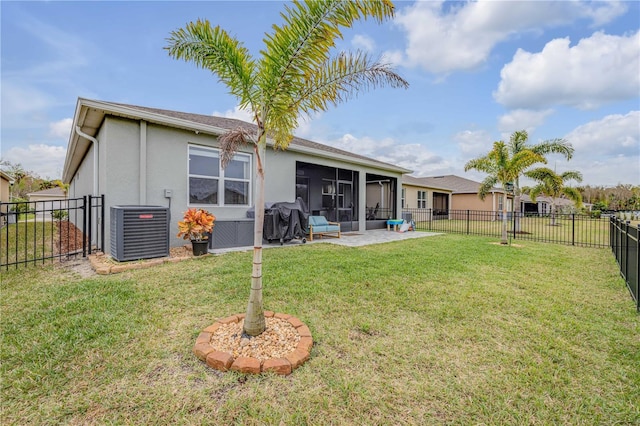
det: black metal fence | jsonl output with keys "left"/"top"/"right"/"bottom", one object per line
{"left": 0, "top": 195, "right": 104, "bottom": 270}
{"left": 610, "top": 217, "right": 639, "bottom": 312}
{"left": 402, "top": 208, "right": 609, "bottom": 248}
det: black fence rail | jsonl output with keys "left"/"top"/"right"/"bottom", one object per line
{"left": 0, "top": 195, "right": 104, "bottom": 270}
{"left": 610, "top": 217, "right": 639, "bottom": 312}
{"left": 402, "top": 208, "right": 609, "bottom": 248}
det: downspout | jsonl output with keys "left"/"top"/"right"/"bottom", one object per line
{"left": 75, "top": 126, "right": 99, "bottom": 196}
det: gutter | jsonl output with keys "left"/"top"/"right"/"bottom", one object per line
{"left": 75, "top": 126, "right": 99, "bottom": 196}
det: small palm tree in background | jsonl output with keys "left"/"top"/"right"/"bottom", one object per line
{"left": 526, "top": 168, "right": 583, "bottom": 225}
{"left": 507, "top": 130, "right": 574, "bottom": 231}
{"left": 465, "top": 141, "right": 545, "bottom": 244}
{"left": 166, "top": 0, "right": 408, "bottom": 336}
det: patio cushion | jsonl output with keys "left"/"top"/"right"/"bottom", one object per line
{"left": 308, "top": 215, "right": 341, "bottom": 241}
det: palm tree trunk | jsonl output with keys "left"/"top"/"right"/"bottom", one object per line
{"left": 243, "top": 137, "right": 267, "bottom": 336}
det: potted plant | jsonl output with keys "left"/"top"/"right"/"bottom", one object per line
{"left": 177, "top": 208, "right": 215, "bottom": 256}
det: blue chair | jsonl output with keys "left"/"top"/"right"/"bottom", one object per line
{"left": 308, "top": 216, "right": 341, "bottom": 241}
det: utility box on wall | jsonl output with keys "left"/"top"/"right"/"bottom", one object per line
{"left": 110, "top": 205, "right": 170, "bottom": 261}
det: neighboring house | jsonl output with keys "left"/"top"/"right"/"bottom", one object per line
{"left": 520, "top": 194, "right": 578, "bottom": 216}
{"left": 1, "top": 170, "right": 13, "bottom": 226}
{"left": 62, "top": 98, "right": 410, "bottom": 251}
{"left": 26, "top": 187, "right": 68, "bottom": 219}
{"left": 401, "top": 175, "right": 453, "bottom": 218}
{"left": 410, "top": 175, "right": 513, "bottom": 220}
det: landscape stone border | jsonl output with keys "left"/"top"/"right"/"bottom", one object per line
{"left": 88, "top": 250, "right": 203, "bottom": 275}
{"left": 193, "top": 311, "right": 313, "bottom": 375}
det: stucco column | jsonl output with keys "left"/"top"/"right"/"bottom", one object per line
{"left": 358, "top": 174, "right": 366, "bottom": 232}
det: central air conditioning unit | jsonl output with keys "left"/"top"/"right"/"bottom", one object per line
{"left": 110, "top": 205, "right": 170, "bottom": 262}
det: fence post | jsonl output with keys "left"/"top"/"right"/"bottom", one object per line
{"left": 624, "top": 221, "right": 630, "bottom": 289}
{"left": 88, "top": 196, "right": 93, "bottom": 255}
{"left": 637, "top": 224, "right": 640, "bottom": 312}
{"left": 82, "top": 196, "right": 87, "bottom": 258}
{"left": 466, "top": 210, "right": 470, "bottom": 235}
{"left": 571, "top": 214, "right": 575, "bottom": 246}
{"left": 100, "top": 195, "right": 105, "bottom": 253}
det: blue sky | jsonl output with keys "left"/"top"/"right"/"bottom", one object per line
{"left": 1, "top": 0, "right": 638, "bottom": 186}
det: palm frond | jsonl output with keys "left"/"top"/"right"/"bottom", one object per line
{"left": 218, "top": 127, "right": 255, "bottom": 168}
{"left": 258, "top": 0, "right": 396, "bottom": 143}
{"left": 530, "top": 138, "right": 574, "bottom": 160}
{"left": 166, "top": 20, "right": 257, "bottom": 110}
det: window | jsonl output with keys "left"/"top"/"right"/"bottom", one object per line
{"left": 417, "top": 190, "right": 427, "bottom": 208}
{"left": 401, "top": 188, "right": 406, "bottom": 208}
{"left": 498, "top": 195, "right": 504, "bottom": 211}
{"left": 188, "top": 145, "right": 251, "bottom": 206}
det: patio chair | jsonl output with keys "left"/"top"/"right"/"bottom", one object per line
{"left": 308, "top": 215, "right": 341, "bottom": 241}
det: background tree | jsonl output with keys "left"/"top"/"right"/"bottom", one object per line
{"left": 465, "top": 141, "right": 545, "bottom": 244}
{"left": 526, "top": 168, "right": 583, "bottom": 225}
{"left": 507, "top": 130, "right": 574, "bottom": 231}
{"left": 0, "top": 160, "right": 46, "bottom": 199}
{"left": 166, "top": 0, "right": 408, "bottom": 336}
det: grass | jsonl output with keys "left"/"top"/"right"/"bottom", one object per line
{"left": 2, "top": 234, "right": 639, "bottom": 424}
{"left": 418, "top": 215, "right": 609, "bottom": 247}
{"left": 1, "top": 220, "right": 57, "bottom": 268}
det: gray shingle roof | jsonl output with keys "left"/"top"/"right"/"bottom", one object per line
{"left": 405, "top": 174, "right": 504, "bottom": 194}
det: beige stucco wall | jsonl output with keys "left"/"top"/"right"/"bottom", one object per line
{"left": 1, "top": 174, "right": 9, "bottom": 225}
{"left": 452, "top": 193, "right": 497, "bottom": 211}
{"left": 0, "top": 175, "right": 9, "bottom": 204}
{"left": 402, "top": 184, "right": 453, "bottom": 210}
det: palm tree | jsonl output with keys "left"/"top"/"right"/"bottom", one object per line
{"left": 465, "top": 141, "right": 545, "bottom": 244}
{"left": 507, "top": 130, "right": 574, "bottom": 232}
{"left": 526, "top": 168, "right": 583, "bottom": 225}
{"left": 166, "top": 1, "right": 408, "bottom": 336}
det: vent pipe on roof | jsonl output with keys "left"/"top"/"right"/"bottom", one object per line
{"left": 75, "top": 126, "right": 99, "bottom": 196}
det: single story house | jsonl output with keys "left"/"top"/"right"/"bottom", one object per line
{"left": 26, "top": 187, "right": 68, "bottom": 219}
{"left": 62, "top": 98, "right": 411, "bottom": 252}
{"left": 0, "top": 170, "right": 12, "bottom": 226}
{"left": 520, "top": 194, "right": 578, "bottom": 215}
{"left": 401, "top": 175, "right": 453, "bottom": 219}
{"left": 409, "top": 175, "right": 513, "bottom": 220}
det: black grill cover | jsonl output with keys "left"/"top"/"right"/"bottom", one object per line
{"left": 263, "top": 198, "right": 309, "bottom": 243}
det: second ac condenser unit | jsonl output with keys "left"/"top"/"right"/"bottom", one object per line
{"left": 110, "top": 205, "right": 170, "bottom": 262}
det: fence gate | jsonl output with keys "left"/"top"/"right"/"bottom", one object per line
{"left": 0, "top": 195, "right": 104, "bottom": 270}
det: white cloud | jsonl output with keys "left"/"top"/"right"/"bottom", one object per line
{"left": 318, "top": 132, "right": 449, "bottom": 176}
{"left": 565, "top": 111, "right": 639, "bottom": 156}
{"left": 562, "top": 111, "right": 640, "bottom": 185}
{"left": 3, "top": 144, "right": 67, "bottom": 179}
{"left": 392, "top": 0, "right": 628, "bottom": 74}
{"left": 454, "top": 129, "right": 493, "bottom": 156}
{"left": 351, "top": 34, "right": 375, "bottom": 52}
{"left": 494, "top": 31, "right": 640, "bottom": 109}
{"left": 497, "top": 109, "right": 554, "bottom": 135}
{"left": 48, "top": 118, "right": 73, "bottom": 139}
{"left": 211, "top": 106, "right": 254, "bottom": 122}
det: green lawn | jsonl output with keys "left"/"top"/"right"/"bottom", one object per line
{"left": 1, "top": 220, "right": 56, "bottom": 268}
{"left": 2, "top": 234, "right": 638, "bottom": 424}
{"left": 417, "top": 215, "right": 609, "bottom": 247}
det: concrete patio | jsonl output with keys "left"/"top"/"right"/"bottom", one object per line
{"left": 210, "top": 229, "right": 442, "bottom": 254}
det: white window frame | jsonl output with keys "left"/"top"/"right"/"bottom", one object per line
{"left": 401, "top": 188, "right": 406, "bottom": 208}
{"left": 417, "top": 190, "right": 427, "bottom": 209}
{"left": 187, "top": 144, "right": 252, "bottom": 207}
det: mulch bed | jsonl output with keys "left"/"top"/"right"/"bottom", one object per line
{"left": 55, "top": 220, "right": 87, "bottom": 255}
